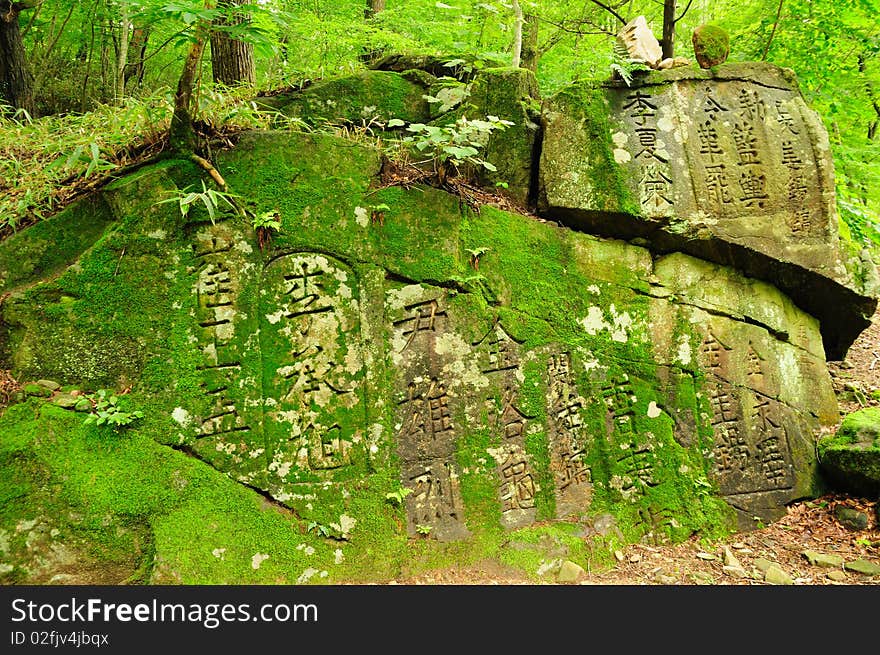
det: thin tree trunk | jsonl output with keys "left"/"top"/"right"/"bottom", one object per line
{"left": 171, "top": 1, "right": 215, "bottom": 152}
{"left": 521, "top": 12, "right": 539, "bottom": 72}
{"left": 210, "top": 0, "right": 254, "bottom": 87}
{"left": 0, "top": 1, "right": 36, "bottom": 116}
{"left": 364, "top": 0, "right": 385, "bottom": 20}
{"left": 124, "top": 26, "right": 150, "bottom": 89}
{"left": 80, "top": 9, "right": 97, "bottom": 112}
{"left": 511, "top": 0, "right": 523, "bottom": 68}
{"left": 762, "top": 0, "right": 785, "bottom": 61}
{"left": 661, "top": 0, "right": 676, "bottom": 60}
{"left": 115, "top": 2, "right": 130, "bottom": 105}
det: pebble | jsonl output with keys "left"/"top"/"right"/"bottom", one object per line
{"left": 844, "top": 559, "right": 880, "bottom": 576}
{"left": 827, "top": 570, "right": 848, "bottom": 582}
{"left": 802, "top": 550, "right": 845, "bottom": 568}
{"left": 696, "top": 552, "right": 716, "bottom": 561}
{"left": 764, "top": 565, "right": 793, "bottom": 585}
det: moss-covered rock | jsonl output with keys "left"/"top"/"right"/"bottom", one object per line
{"left": 264, "top": 71, "right": 432, "bottom": 126}
{"left": 538, "top": 62, "right": 878, "bottom": 360}
{"left": 818, "top": 407, "right": 880, "bottom": 497}
{"left": 692, "top": 24, "right": 730, "bottom": 69}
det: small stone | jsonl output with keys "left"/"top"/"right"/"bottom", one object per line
{"left": 656, "top": 574, "right": 676, "bottom": 584}
{"left": 23, "top": 383, "right": 52, "bottom": 398}
{"left": 753, "top": 557, "right": 774, "bottom": 573}
{"left": 74, "top": 399, "right": 92, "bottom": 412}
{"left": 52, "top": 393, "right": 79, "bottom": 409}
{"left": 833, "top": 506, "right": 869, "bottom": 531}
{"left": 557, "top": 560, "right": 586, "bottom": 584}
{"left": 827, "top": 570, "right": 848, "bottom": 582}
{"left": 802, "top": 550, "right": 845, "bottom": 568}
{"left": 36, "top": 380, "right": 60, "bottom": 391}
{"left": 722, "top": 546, "right": 743, "bottom": 569}
{"left": 690, "top": 572, "right": 714, "bottom": 585}
{"left": 614, "top": 550, "right": 625, "bottom": 562}
{"left": 844, "top": 559, "right": 880, "bottom": 576}
{"left": 696, "top": 552, "right": 716, "bottom": 561}
{"left": 629, "top": 554, "right": 642, "bottom": 563}
{"left": 722, "top": 565, "right": 749, "bottom": 579}
{"left": 764, "top": 565, "right": 793, "bottom": 585}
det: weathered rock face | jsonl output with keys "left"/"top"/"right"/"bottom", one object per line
{"left": 0, "top": 62, "right": 871, "bottom": 582}
{"left": 818, "top": 407, "right": 880, "bottom": 497}
{"left": 538, "top": 62, "right": 878, "bottom": 360}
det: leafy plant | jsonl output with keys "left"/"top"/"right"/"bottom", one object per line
{"left": 370, "top": 203, "right": 390, "bottom": 226}
{"left": 307, "top": 521, "right": 332, "bottom": 537}
{"left": 415, "top": 524, "right": 433, "bottom": 536}
{"left": 83, "top": 390, "right": 144, "bottom": 429}
{"left": 466, "top": 246, "right": 490, "bottom": 270}
{"left": 385, "top": 487, "right": 413, "bottom": 507}
{"left": 610, "top": 41, "right": 651, "bottom": 87}
{"left": 155, "top": 180, "right": 240, "bottom": 223}
{"left": 398, "top": 114, "right": 514, "bottom": 184}
{"left": 252, "top": 209, "right": 282, "bottom": 251}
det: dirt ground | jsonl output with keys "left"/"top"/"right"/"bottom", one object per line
{"left": 395, "top": 309, "right": 880, "bottom": 586}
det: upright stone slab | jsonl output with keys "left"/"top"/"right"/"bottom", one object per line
{"left": 539, "top": 62, "right": 878, "bottom": 359}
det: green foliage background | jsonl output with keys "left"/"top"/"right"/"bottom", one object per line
{"left": 3, "top": 0, "right": 879, "bottom": 245}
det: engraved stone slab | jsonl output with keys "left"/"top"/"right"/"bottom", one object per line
{"left": 260, "top": 253, "right": 367, "bottom": 496}
{"left": 540, "top": 62, "right": 878, "bottom": 358}
{"left": 387, "top": 283, "right": 471, "bottom": 540}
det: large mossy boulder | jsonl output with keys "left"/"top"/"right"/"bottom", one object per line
{"left": 818, "top": 407, "right": 880, "bottom": 497}
{"left": 538, "top": 62, "right": 878, "bottom": 360}
{"left": 261, "top": 70, "right": 433, "bottom": 126}
{"left": 0, "top": 128, "right": 842, "bottom": 585}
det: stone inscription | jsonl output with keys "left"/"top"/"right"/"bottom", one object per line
{"left": 390, "top": 288, "right": 469, "bottom": 540}
{"left": 262, "top": 253, "right": 364, "bottom": 488}
{"left": 700, "top": 331, "right": 794, "bottom": 495}
{"left": 191, "top": 230, "right": 253, "bottom": 441}
{"left": 547, "top": 352, "right": 591, "bottom": 518}
{"left": 614, "top": 80, "right": 826, "bottom": 234}
{"left": 475, "top": 322, "right": 536, "bottom": 529}
{"left": 623, "top": 90, "right": 674, "bottom": 216}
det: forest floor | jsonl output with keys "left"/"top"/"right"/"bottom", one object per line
{"left": 392, "top": 308, "right": 880, "bottom": 586}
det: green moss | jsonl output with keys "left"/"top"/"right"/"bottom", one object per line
{"left": 692, "top": 25, "right": 730, "bottom": 68}
{"left": 276, "top": 71, "right": 431, "bottom": 126}
{"left": 0, "top": 194, "right": 115, "bottom": 293}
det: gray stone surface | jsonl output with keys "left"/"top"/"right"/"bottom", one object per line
{"left": 538, "top": 62, "right": 878, "bottom": 359}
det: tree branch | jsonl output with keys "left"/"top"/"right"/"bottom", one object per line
{"left": 761, "top": 0, "right": 785, "bottom": 61}
{"left": 674, "top": 0, "right": 694, "bottom": 24}
{"left": 587, "top": 0, "right": 627, "bottom": 25}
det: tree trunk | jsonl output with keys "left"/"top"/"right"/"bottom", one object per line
{"left": 364, "top": 0, "right": 385, "bottom": 20}
{"left": 115, "top": 2, "right": 130, "bottom": 105}
{"left": 210, "top": 0, "right": 255, "bottom": 87}
{"left": 0, "top": 1, "right": 35, "bottom": 116}
{"left": 511, "top": 0, "right": 523, "bottom": 68}
{"left": 172, "top": 1, "right": 216, "bottom": 152}
{"left": 521, "top": 12, "right": 539, "bottom": 72}
{"left": 124, "top": 25, "right": 150, "bottom": 89}
{"left": 661, "top": 0, "right": 676, "bottom": 60}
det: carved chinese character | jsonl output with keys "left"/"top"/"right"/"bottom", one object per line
{"left": 197, "top": 384, "right": 251, "bottom": 438}
{"left": 781, "top": 140, "right": 803, "bottom": 168}
{"left": 306, "top": 423, "right": 351, "bottom": 470}
{"left": 738, "top": 169, "right": 768, "bottom": 208}
{"left": 500, "top": 452, "right": 537, "bottom": 512}
{"left": 640, "top": 164, "right": 673, "bottom": 210}
{"left": 703, "top": 95, "right": 728, "bottom": 120}
{"left": 393, "top": 299, "right": 447, "bottom": 351}
{"left": 282, "top": 261, "right": 332, "bottom": 319}
{"left": 399, "top": 379, "right": 454, "bottom": 443}
{"left": 738, "top": 89, "right": 766, "bottom": 121}
{"left": 732, "top": 123, "right": 761, "bottom": 166}
{"left": 775, "top": 100, "right": 798, "bottom": 134}
{"left": 697, "top": 121, "right": 724, "bottom": 161}
{"left": 705, "top": 164, "right": 733, "bottom": 205}
{"left": 623, "top": 90, "right": 657, "bottom": 126}
{"left": 557, "top": 448, "right": 591, "bottom": 491}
